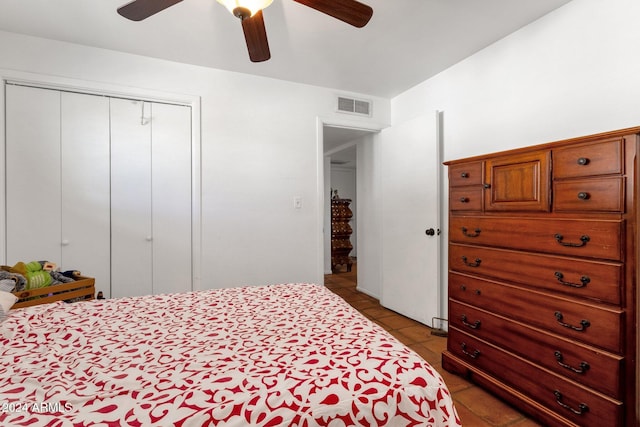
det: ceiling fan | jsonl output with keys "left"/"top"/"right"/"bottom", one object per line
{"left": 117, "top": 0, "right": 373, "bottom": 63}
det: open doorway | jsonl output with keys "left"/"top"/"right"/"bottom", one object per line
{"left": 323, "top": 125, "right": 377, "bottom": 286}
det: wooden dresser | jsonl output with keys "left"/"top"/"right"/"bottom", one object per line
{"left": 442, "top": 128, "right": 638, "bottom": 426}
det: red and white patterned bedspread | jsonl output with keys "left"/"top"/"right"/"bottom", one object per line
{"left": 0, "top": 283, "right": 460, "bottom": 426}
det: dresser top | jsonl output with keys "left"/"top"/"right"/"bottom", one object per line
{"left": 444, "top": 126, "right": 640, "bottom": 165}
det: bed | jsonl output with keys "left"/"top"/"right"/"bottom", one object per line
{"left": 0, "top": 283, "right": 461, "bottom": 426}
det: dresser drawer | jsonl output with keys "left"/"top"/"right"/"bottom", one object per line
{"left": 449, "top": 299, "right": 623, "bottom": 398}
{"left": 449, "top": 187, "right": 483, "bottom": 212}
{"left": 448, "top": 328, "right": 623, "bottom": 427}
{"left": 553, "top": 138, "right": 623, "bottom": 179}
{"left": 448, "top": 272, "right": 623, "bottom": 353}
{"left": 449, "top": 216, "right": 622, "bottom": 261}
{"left": 553, "top": 177, "right": 624, "bottom": 212}
{"left": 449, "top": 161, "right": 483, "bottom": 186}
{"left": 449, "top": 243, "right": 622, "bottom": 305}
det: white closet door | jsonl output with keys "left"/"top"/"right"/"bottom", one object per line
{"left": 60, "top": 91, "right": 111, "bottom": 292}
{"left": 110, "top": 98, "right": 153, "bottom": 297}
{"left": 5, "top": 85, "right": 62, "bottom": 264}
{"left": 150, "top": 103, "right": 192, "bottom": 294}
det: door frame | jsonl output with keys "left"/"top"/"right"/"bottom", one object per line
{"left": 315, "top": 116, "right": 384, "bottom": 284}
{"left": 0, "top": 69, "right": 202, "bottom": 291}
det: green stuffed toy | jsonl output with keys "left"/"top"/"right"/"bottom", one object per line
{"left": 12, "top": 261, "right": 52, "bottom": 289}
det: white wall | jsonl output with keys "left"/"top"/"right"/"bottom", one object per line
{"left": 394, "top": 0, "right": 640, "bottom": 153}
{"left": 0, "top": 30, "right": 390, "bottom": 290}
{"left": 386, "top": 0, "right": 640, "bottom": 319}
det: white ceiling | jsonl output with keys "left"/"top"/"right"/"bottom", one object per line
{"left": 0, "top": 0, "right": 571, "bottom": 100}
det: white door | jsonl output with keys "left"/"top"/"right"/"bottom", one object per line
{"left": 110, "top": 99, "right": 192, "bottom": 297}
{"left": 5, "top": 85, "right": 62, "bottom": 264}
{"left": 6, "top": 87, "right": 192, "bottom": 298}
{"left": 60, "top": 91, "right": 111, "bottom": 290}
{"left": 150, "top": 102, "right": 192, "bottom": 294}
{"left": 110, "top": 98, "right": 153, "bottom": 297}
{"left": 379, "top": 112, "right": 441, "bottom": 325}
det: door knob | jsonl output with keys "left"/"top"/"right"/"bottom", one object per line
{"left": 425, "top": 228, "right": 435, "bottom": 236}
{"left": 61, "top": 239, "right": 70, "bottom": 246}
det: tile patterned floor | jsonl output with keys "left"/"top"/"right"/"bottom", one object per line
{"left": 324, "top": 264, "right": 542, "bottom": 427}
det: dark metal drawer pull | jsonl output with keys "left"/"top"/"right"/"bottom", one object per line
{"left": 461, "top": 256, "right": 481, "bottom": 267}
{"left": 461, "top": 314, "right": 481, "bottom": 329}
{"left": 554, "top": 233, "right": 590, "bottom": 247}
{"left": 554, "top": 311, "right": 590, "bottom": 332}
{"left": 577, "top": 192, "right": 590, "bottom": 200}
{"left": 459, "top": 197, "right": 469, "bottom": 203}
{"left": 461, "top": 342, "right": 480, "bottom": 359}
{"left": 554, "top": 351, "right": 590, "bottom": 374}
{"left": 553, "top": 390, "right": 589, "bottom": 415}
{"left": 577, "top": 157, "right": 590, "bottom": 166}
{"left": 554, "top": 272, "right": 590, "bottom": 288}
{"left": 460, "top": 172, "right": 469, "bottom": 178}
{"left": 461, "top": 227, "right": 481, "bottom": 238}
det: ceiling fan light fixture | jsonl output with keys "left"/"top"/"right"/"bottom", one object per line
{"left": 216, "top": 0, "right": 273, "bottom": 19}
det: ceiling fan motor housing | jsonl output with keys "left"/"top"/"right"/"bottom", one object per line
{"left": 233, "top": 6, "right": 252, "bottom": 20}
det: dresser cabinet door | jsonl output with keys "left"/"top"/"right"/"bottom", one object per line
{"left": 484, "top": 150, "right": 551, "bottom": 212}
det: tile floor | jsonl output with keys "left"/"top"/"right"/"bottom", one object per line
{"left": 324, "top": 264, "right": 543, "bottom": 427}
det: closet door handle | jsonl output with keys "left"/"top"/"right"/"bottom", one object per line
{"left": 145, "top": 236, "right": 153, "bottom": 242}
{"left": 61, "top": 239, "right": 70, "bottom": 246}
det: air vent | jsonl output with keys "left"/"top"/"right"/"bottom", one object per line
{"left": 337, "top": 96, "right": 372, "bottom": 117}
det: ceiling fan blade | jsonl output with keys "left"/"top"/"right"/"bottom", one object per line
{"left": 241, "top": 10, "right": 271, "bottom": 63}
{"left": 293, "top": 0, "right": 372, "bottom": 28}
{"left": 117, "top": 0, "right": 183, "bottom": 21}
